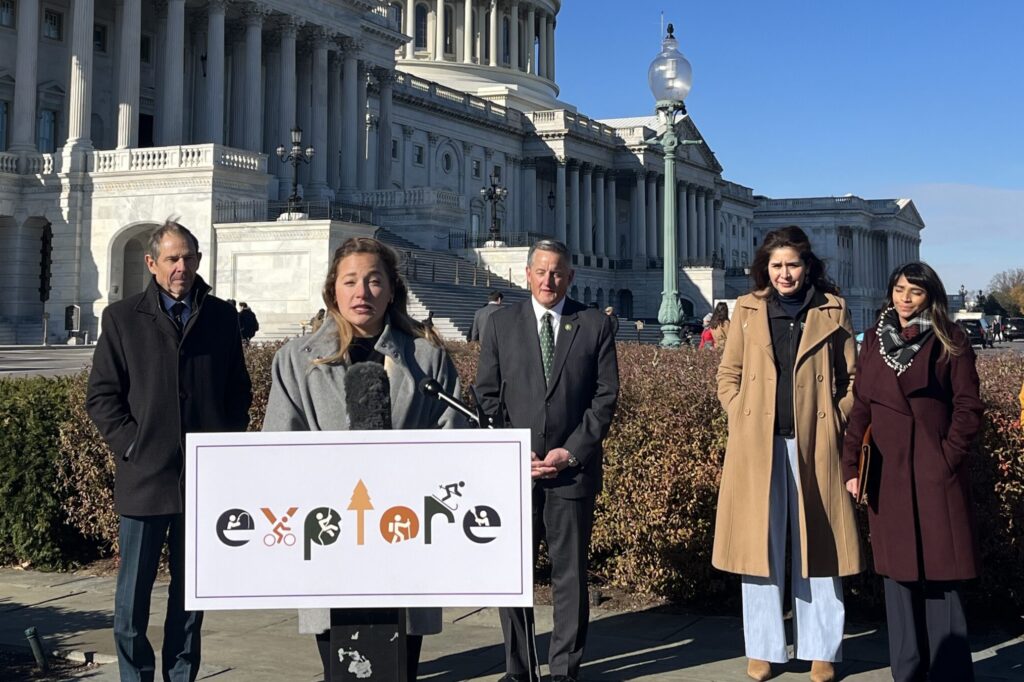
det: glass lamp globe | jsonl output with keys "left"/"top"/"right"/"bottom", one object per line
{"left": 304, "top": 145, "right": 315, "bottom": 159}
{"left": 275, "top": 144, "right": 286, "bottom": 159}
{"left": 648, "top": 23, "right": 692, "bottom": 103}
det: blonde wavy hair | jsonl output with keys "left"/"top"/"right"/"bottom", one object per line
{"left": 315, "top": 237, "right": 444, "bottom": 365}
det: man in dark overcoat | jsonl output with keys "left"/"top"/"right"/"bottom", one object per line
{"left": 87, "top": 221, "right": 252, "bottom": 682}
{"left": 469, "top": 290, "right": 505, "bottom": 342}
{"left": 476, "top": 239, "right": 619, "bottom": 682}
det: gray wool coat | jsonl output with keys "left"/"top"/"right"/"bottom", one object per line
{"left": 262, "top": 316, "right": 464, "bottom": 635}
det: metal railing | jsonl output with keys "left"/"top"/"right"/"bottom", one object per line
{"left": 447, "top": 230, "right": 549, "bottom": 250}
{"left": 214, "top": 199, "right": 374, "bottom": 224}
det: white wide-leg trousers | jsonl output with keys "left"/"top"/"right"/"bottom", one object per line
{"left": 741, "top": 436, "right": 845, "bottom": 663}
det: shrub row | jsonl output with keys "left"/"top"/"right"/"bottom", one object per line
{"left": 1, "top": 343, "right": 1021, "bottom": 616}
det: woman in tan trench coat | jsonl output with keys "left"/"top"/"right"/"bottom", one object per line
{"left": 715, "top": 226, "right": 863, "bottom": 682}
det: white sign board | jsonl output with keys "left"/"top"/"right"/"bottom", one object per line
{"left": 184, "top": 429, "right": 533, "bottom": 611}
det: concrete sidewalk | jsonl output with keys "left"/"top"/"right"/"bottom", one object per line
{"left": 1, "top": 568, "right": 1021, "bottom": 681}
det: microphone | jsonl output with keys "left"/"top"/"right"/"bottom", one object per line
{"left": 344, "top": 362, "right": 392, "bottom": 430}
{"left": 418, "top": 377, "right": 483, "bottom": 427}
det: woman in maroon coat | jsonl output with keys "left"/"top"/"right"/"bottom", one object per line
{"left": 842, "top": 261, "right": 983, "bottom": 682}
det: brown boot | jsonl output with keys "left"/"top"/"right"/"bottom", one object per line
{"left": 810, "top": 660, "right": 835, "bottom": 682}
{"left": 746, "top": 658, "right": 773, "bottom": 681}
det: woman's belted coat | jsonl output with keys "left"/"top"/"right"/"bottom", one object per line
{"left": 713, "top": 291, "right": 864, "bottom": 578}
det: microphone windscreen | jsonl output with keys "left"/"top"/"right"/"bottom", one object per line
{"left": 344, "top": 362, "right": 392, "bottom": 430}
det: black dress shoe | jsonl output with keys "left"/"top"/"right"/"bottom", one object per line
{"left": 498, "top": 675, "right": 530, "bottom": 682}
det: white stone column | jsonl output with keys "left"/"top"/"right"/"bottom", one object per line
{"left": 64, "top": 0, "right": 96, "bottom": 155}
{"left": 523, "top": 159, "right": 537, "bottom": 231}
{"left": 646, "top": 173, "right": 658, "bottom": 258}
{"left": 594, "top": 168, "right": 605, "bottom": 257}
{"left": 241, "top": 5, "right": 265, "bottom": 152}
{"left": 704, "top": 191, "right": 715, "bottom": 261}
{"left": 307, "top": 33, "right": 330, "bottom": 197}
{"left": 435, "top": 0, "right": 446, "bottom": 60}
{"left": 206, "top": 0, "right": 227, "bottom": 145}
{"left": 537, "top": 12, "right": 547, "bottom": 78}
{"left": 296, "top": 48, "right": 312, "bottom": 187}
{"left": 488, "top": 0, "right": 498, "bottom": 66}
{"left": 554, "top": 158, "right": 567, "bottom": 242}
{"left": 463, "top": 0, "right": 473, "bottom": 63}
{"left": 405, "top": 0, "right": 417, "bottom": 59}
{"left": 567, "top": 161, "right": 580, "bottom": 252}
{"left": 694, "top": 188, "right": 706, "bottom": 259}
{"left": 357, "top": 63, "right": 369, "bottom": 191}
{"left": 277, "top": 19, "right": 298, "bottom": 197}
{"left": 340, "top": 41, "right": 359, "bottom": 191}
{"left": 229, "top": 28, "right": 245, "bottom": 147}
{"left": 605, "top": 173, "right": 617, "bottom": 258}
{"left": 712, "top": 199, "right": 722, "bottom": 264}
{"left": 686, "top": 184, "right": 698, "bottom": 258}
{"left": 376, "top": 69, "right": 394, "bottom": 190}
{"left": 327, "top": 53, "right": 342, "bottom": 191}
{"left": 10, "top": 0, "right": 40, "bottom": 152}
{"left": 581, "top": 163, "right": 593, "bottom": 255}
{"left": 525, "top": 5, "right": 535, "bottom": 74}
{"left": 115, "top": 0, "right": 141, "bottom": 148}
{"left": 510, "top": 1, "right": 519, "bottom": 70}
{"left": 161, "top": 0, "right": 186, "bottom": 144}
{"left": 634, "top": 171, "right": 647, "bottom": 260}
{"left": 263, "top": 40, "right": 280, "bottom": 174}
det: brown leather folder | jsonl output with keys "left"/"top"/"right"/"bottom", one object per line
{"left": 856, "top": 425, "right": 874, "bottom": 506}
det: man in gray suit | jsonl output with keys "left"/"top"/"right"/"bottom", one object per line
{"left": 469, "top": 290, "right": 504, "bottom": 342}
{"left": 476, "top": 239, "right": 619, "bottom": 682}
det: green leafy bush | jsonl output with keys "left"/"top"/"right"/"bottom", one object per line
{"left": 0, "top": 376, "right": 88, "bottom": 568}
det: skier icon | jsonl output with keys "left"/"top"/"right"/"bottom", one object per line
{"left": 433, "top": 481, "right": 465, "bottom": 510}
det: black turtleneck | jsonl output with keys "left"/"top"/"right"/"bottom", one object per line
{"left": 348, "top": 333, "right": 384, "bottom": 365}
{"left": 766, "top": 285, "right": 822, "bottom": 438}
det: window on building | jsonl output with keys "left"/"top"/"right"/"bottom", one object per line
{"left": 389, "top": 2, "right": 402, "bottom": 27}
{"left": 742, "top": 251, "right": 749, "bottom": 264}
{"left": 36, "top": 109, "right": 56, "bottom": 153}
{"left": 731, "top": 223, "right": 736, "bottom": 236}
{"left": 444, "top": 4, "right": 454, "bottom": 54}
{"left": 483, "top": 11, "right": 490, "bottom": 61}
{"left": 472, "top": 159, "right": 481, "bottom": 179}
{"left": 442, "top": 152, "right": 453, "bottom": 173}
{"left": 413, "top": 144, "right": 424, "bottom": 165}
{"left": 391, "top": 138, "right": 399, "bottom": 160}
{"left": 414, "top": 4, "right": 427, "bottom": 49}
{"left": 43, "top": 8, "right": 62, "bottom": 40}
{"left": 93, "top": 23, "right": 107, "bottom": 52}
{"left": 493, "top": 164, "right": 502, "bottom": 181}
{"left": 140, "top": 34, "right": 152, "bottom": 63}
{"left": 0, "top": 0, "right": 15, "bottom": 28}
{"left": 0, "top": 101, "right": 8, "bottom": 151}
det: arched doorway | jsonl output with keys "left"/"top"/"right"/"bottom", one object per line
{"left": 618, "top": 290, "right": 633, "bottom": 319}
{"left": 109, "top": 222, "right": 161, "bottom": 302}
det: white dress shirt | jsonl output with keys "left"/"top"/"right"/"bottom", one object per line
{"left": 531, "top": 296, "right": 567, "bottom": 346}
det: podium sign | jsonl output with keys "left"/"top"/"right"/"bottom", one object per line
{"left": 185, "top": 429, "right": 533, "bottom": 611}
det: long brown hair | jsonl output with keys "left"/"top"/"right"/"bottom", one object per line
{"left": 709, "top": 301, "right": 730, "bottom": 329}
{"left": 881, "top": 261, "right": 963, "bottom": 358}
{"left": 316, "top": 237, "right": 444, "bottom": 365}
{"left": 749, "top": 225, "right": 839, "bottom": 297}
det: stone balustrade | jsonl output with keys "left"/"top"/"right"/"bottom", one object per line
{"left": 0, "top": 153, "right": 17, "bottom": 174}
{"left": 392, "top": 71, "right": 522, "bottom": 127}
{"left": 90, "top": 144, "right": 266, "bottom": 174}
{"left": 525, "top": 110, "right": 625, "bottom": 145}
{"left": 356, "top": 187, "right": 464, "bottom": 209}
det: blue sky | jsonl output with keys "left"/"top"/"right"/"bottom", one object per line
{"left": 553, "top": 0, "right": 1023, "bottom": 294}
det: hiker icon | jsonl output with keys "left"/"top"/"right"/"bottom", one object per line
{"left": 432, "top": 481, "right": 465, "bottom": 510}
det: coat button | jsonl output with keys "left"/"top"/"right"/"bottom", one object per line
{"left": 743, "top": 408, "right": 751, "bottom": 416}
{"left": 817, "top": 411, "right": 825, "bottom": 418}
{"left": 817, "top": 374, "right": 824, "bottom": 382}
{"left": 179, "top": 391, "right": 188, "bottom": 400}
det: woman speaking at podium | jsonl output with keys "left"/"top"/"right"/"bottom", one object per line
{"left": 263, "top": 236, "right": 463, "bottom": 680}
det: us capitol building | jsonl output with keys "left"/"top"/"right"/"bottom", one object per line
{"left": 0, "top": 0, "right": 923, "bottom": 342}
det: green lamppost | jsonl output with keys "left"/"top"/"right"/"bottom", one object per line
{"left": 648, "top": 23, "right": 701, "bottom": 347}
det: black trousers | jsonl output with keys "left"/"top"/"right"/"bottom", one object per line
{"left": 883, "top": 578, "right": 973, "bottom": 682}
{"left": 500, "top": 487, "right": 595, "bottom": 679}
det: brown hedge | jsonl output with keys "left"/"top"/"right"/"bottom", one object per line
{"left": 33, "top": 341, "right": 1024, "bottom": 612}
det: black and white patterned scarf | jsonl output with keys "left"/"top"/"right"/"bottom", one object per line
{"left": 876, "top": 305, "right": 933, "bottom": 375}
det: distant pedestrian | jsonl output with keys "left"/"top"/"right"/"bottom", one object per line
{"left": 238, "top": 302, "right": 259, "bottom": 344}
{"left": 701, "top": 302, "right": 731, "bottom": 350}
{"left": 469, "top": 291, "right": 505, "bottom": 342}
{"left": 698, "top": 312, "right": 715, "bottom": 349}
{"left": 604, "top": 306, "right": 619, "bottom": 337}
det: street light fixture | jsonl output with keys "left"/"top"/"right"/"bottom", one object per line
{"left": 276, "top": 126, "right": 315, "bottom": 218}
{"left": 958, "top": 283, "right": 968, "bottom": 311}
{"left": 479, "top": 169, "right": 508, "bottom": 244}
{"left": 648, "top": 23, "right": 700, "bottom": 348}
